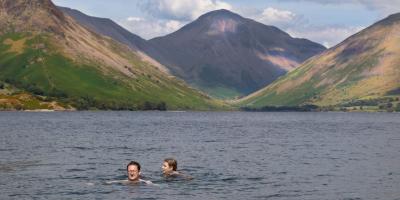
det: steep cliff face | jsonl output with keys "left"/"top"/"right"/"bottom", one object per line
{"left": 0, "top": 0, "right": 66, "bottom": 34}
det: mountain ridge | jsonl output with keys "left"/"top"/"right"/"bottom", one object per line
{"left": 237, "top": 12, "right": 400, "bottom": 111}
{"left": 58, "top": 6, "right": 146, "bottom": 50}
{"left": 58, "top": 6, "right": 170, "bottom": 74}
{"left": 59, "top": 7, "right": 325, "bottom": 99}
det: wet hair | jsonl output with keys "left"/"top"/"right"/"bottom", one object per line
{"left": 127, "top": 161, "right": 141, "bottom": 171}
{"left": 164, "top": 158, "right": 177, "bottom": 171}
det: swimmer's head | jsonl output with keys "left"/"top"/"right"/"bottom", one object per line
{"left": 162, "top": 158, "right": 177, "bottom": 174}
{"left": 127, "top": 161, "right": 141, "bottom": 181}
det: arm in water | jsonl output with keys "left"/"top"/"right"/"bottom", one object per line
{"left": 105, "top": 179, "right": 159, "bottom": 186}
{"left": 140, "top": 179, "right": 158, "bottom": 185}
{"left": 105, "top": 180, "right": 128, "bottom": 184}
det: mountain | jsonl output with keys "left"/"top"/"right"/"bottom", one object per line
{"left": 238, "top": 13, "right": 400, "bottom": 111}
{"left": 58, "top": 6, "right": 170, "bottom": 74}
{"left": 147, "top": 9, "right": 326, "bottom": 98}
{"left": 59, "top": 8, "right": 325, "bottom": 99}
{"left": 0, "top": 0, "right": 223, "bottom": 110}
{"left": 59, "top": 7, "right": 146, "bottom": 50}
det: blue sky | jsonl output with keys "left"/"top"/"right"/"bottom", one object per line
{"left": 53, "top": 0, "right": 400, "bottom": 47}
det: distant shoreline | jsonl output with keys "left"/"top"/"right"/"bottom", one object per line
{"left": 0, "top": 109, "right": 398, "bottom": 113}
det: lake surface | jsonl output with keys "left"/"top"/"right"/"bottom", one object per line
{"left": 0, "top": 112, "right": 399, "bottom": 200}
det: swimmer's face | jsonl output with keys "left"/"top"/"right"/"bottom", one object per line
{"left": 162, "top": 162, "right": 173, "bottom": 174}
{"left": 127, "top": 165, "right": 140, "bottom": 181}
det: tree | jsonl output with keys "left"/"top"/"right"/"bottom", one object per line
{"left": 157, "top": 102, "right": 167, "bottom": 111}
{"left": 395, "top": 103, "right": 400, "bottom": 112}
{"left": 48, "top": 88, "right": 68, "bottom": 98}
{"left": 143, "top": 101, "right": 153, "bottom": 110}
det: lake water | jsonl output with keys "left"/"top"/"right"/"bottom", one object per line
{"left": 0, "top": 112, "right": 399, "bottom": 200}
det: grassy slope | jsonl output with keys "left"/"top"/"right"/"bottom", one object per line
{"left": 0, "top": 32, "right": 225, "bottom": 110}
{"left": 236, "top": 60, "right": 326, "bottom": 107}
{"left": 236, "top": 18, "right": 400, "bottom": 111}
{"left": 0, "top": 92, "right": 66, "bottom": 111}
{"left": 198, "top": 85, "right": 242, "bottom": 100}
{"left": 236, "top": 53, "right": 400, "bottom": 111}
{"left": 0, "top": 81, "right": 68, "bottom": 111}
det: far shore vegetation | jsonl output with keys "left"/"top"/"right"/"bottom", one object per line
{"left": 241, "top": 96, "right": 400, "bottom": 112}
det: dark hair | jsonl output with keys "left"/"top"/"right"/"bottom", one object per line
{"left": 127, "top": 161, "right": 141, "bottom": 171}
{"left": 164, "top": 158, "right": 177, "bottom": 171}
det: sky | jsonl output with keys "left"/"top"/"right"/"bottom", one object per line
{"left": 53, "top": 0, "right": 400, "bottom": 47}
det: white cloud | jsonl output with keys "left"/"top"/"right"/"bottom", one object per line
{"left": 119, "top": 17, "right": 185, "bottom": 40}
{"left": 287, "top": 25, "right": 365, "bottom": 48}
{"left": 120, "top": 0, "right": 232, "bottom": 39}
{"left": 122, "top": 3, "right": 367, "bottom": 47}
{"left": 259, "top": 7, "right": 296, "bottom": 24}
{"left": 138, "top": 0, "right": 232, "bottom": 21}
{"left": 361, "top": 0, "right": 400, "bottom": 16}
{"left": 127, "top": 17, "right": 144, "bottom": 22}
{"left": 238, "top": 7, "right": 364, "bottom": 48}
{"left": 246, "top": 7, "right": 307, "bottom": 30}
{"left": 279, "top": 0, "right": 400, "bottom": 16}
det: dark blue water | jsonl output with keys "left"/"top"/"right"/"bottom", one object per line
{"left": 0, "top": 112, "right": 399, "bottom": 200}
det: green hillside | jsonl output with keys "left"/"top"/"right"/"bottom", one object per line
{"left": 0, "top": 32, "right": 224, "bottom": 110}
{"left": 236, "top": 13, "right": 400, "bottom": 112}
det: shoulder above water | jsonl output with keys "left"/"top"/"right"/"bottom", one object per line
{"left": 165, "top": 171, "right": 193, "bottom": 180}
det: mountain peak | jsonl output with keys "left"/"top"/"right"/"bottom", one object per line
{"left": 190, "top": 9, "right": 246, "bottom": 36}
{"left": 205, "top": 9, "right": 238, "bottom": 16}
{"left": 199, "top": 9, "right": 244, "bottom": 21}
{"left": 0, "top": 0, "right": 60, "bottom": 14}
{"left": 376, "top": 12, "right": 400, "bottom": 26}
{"left": 149, "top": 8, "right": 326, "bottom": 98}
{"left": 0, "top": 0, "right": 66, "bottom": 34}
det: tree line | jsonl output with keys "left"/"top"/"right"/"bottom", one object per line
{"left": 2, "top": 79, "right": 168, "bottom": 111}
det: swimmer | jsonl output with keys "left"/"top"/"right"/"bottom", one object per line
{"left": 126, "top": 161, "right": 143, "bottom": 182}
{"left": 162, "top": 158, "right": 192, "bottom": 180}
{"left": 106, "top": 161, "right": 154, "bottom": 185}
